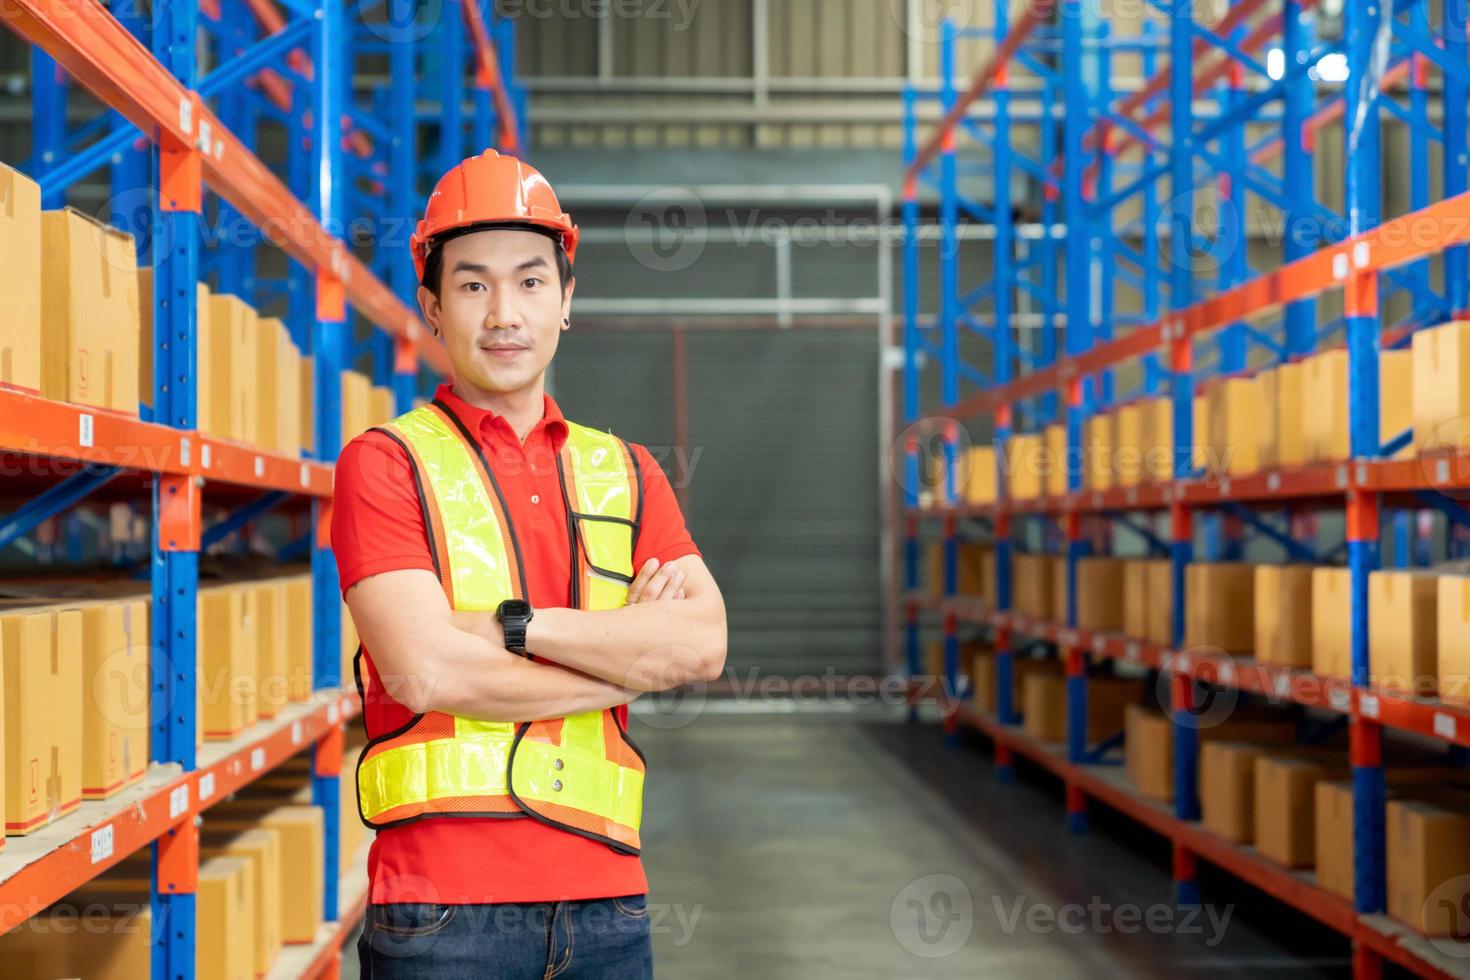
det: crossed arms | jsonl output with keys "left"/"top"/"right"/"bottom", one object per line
{"left": 344, "top": 556, "right": 727, "bottom": 723}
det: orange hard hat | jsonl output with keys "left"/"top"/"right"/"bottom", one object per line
{"left": 410, "top": 149, "right": 579, "bottom": 282}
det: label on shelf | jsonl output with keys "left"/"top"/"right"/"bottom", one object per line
{"left": 1125, "top": 642, "right": 1140, "bottom": 663}
{"left": 1359, "top": 692, "right": 1379, "bottom": 718}
{"left": 180, "top": 437, "right": 191, "bottom": 468}
{"left": 202, "top": 445, "right": 211, "bottom": 470}
{"left": 1438, "top": 459, "right": 1451, "bottom": 484}
{"left": 250, "top": 747, "right": 265, "bottom": 771}
{"left": 329, "top": 702, "right": 341, "bottom": 724}
{"left": 90, "top": 825, "right": 114, "bottom": 865}
{"left": 1273, "top": 673, "right": 1291, "bottom": 700}
{"left": 254, "top": 456, "right": 265, "bottom": 478}
{"left": 1267, "top": 472, "right": 1280, "bottom": 492}
{"left": 300, "top": 463, "right": 310, "bottom": 488}
{"left": 1091, "top": 635, "right": 1105, "bottom": 655}
{"left": 199, "top": 771, "right": 216, "bottom": 801}
{"left": 78, "top": 413, "right": 94, "bottom": 448}
{"left": 1434, "top": 712, "right": 1457, "bottom": 740}
{"left": 291, "top": 720, "right": 303, "bottom": 744}
{"left": 1215, "top": 660, "right": 1235, "bottom": 686}
{"left": 169, "top": 783, "right": 189, "bottom": 819}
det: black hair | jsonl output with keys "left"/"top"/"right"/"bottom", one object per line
{"left": 419, "top": 221, "right": 574, "bottom": 297}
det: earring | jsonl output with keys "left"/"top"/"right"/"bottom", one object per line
{"left": 563, "top": 318, "right": 570, "bottom": 326}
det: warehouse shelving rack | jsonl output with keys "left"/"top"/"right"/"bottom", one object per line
{"left": 0, "top": 1, "right": 523, "bottom": 977}
{"left": 901, "top": 1, "right": 1470, "bottom": 976}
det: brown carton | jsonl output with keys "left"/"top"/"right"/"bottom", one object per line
{"left": 2, "top": 607, "right": 82, "bottom": 834}
{"left": 0, "top": 163, "right": 41, "bottom": 393}
{"left": 1185, "top": 562, "right": 1254, "bottom": 654}
{"left": 1312, "top": 566, "right": 1352, "bottom": 678}
{"left": 1255, "top": 564, "right": 1314, "bottom": 668}
{"left": 40, "top": 207, "right": 141, "bottom": 413}
{"left": 1369, "top": 570, "right": 1438, "bottom": 695}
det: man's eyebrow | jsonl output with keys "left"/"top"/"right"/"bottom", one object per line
{"left": 449, "top": 256, "right": 550, "bottom": 276}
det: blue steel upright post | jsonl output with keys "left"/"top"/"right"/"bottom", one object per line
{"left": 149, "top": 0, "right": 203, "bottom": 974}
{"left": 312, "top": 0, "right": 348, "bottom": 922}
{"left": 1344, "top": 0, "right": 1386, "bottom": 924}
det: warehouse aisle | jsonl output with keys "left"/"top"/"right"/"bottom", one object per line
{"left": 634, "top": 704, "right": 1349, "bottom": 979}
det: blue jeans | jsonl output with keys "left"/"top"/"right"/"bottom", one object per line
{"left": 358, "top": 895, "right": 654, "bottom": 979}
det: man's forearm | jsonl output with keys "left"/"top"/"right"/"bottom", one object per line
{"left": 388, "top": 623, "right": 638, "bottom": 722}
{"left": 524, "top": 601, "right": 726, "bottom": 691}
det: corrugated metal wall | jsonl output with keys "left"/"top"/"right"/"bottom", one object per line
{"left": 550, "top": 326, "right": 883, "bottom": 676}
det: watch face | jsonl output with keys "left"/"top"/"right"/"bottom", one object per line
{"left": 500, "top": 599, "right": 532, "bottom": 619}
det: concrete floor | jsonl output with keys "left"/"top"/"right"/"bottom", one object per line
{"left": 344, "top": 702, "right": 1351, "bottom": 979}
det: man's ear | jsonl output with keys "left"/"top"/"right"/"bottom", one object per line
{"left": 417, "top": 285, "right": 441, "bottom": 336}
{"left": 560, "top": 275, "right": 575, "bottom": 329}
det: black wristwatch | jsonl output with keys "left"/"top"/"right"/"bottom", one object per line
{"left": 496, "top": 599, "right": 534, "bottom": 655}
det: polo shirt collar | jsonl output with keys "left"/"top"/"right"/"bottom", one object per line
{"left": 432, "top": 382, "right": 569, "bottom": 453}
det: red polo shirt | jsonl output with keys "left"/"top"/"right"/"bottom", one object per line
{"left": 331, "top": 382, "right": 700, "bottom": 905}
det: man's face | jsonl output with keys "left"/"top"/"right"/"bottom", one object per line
{"left": 418, "top": 228, "right": 573, "bottom": 397}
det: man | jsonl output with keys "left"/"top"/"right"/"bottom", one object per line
{"left": 332, "top": 148, "right": 727, "bottom": 978}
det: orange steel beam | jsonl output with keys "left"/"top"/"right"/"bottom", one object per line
{"left": 903, "top": 0, "right": 1055, "bottom": 184}
{"left": 955, "top": 179, "right": 1470, "bottom": 415}
{"left": 462, "top": 0, "right": 520, "bottom": 151}
{"left": 2, "top": 0, "right": 449, "bottom": 374}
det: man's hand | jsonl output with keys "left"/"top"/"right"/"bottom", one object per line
{"left": 627, "top": 557, "right": 686, "bottom": 603}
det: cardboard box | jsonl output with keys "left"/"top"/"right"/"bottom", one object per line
{"left": 199, "top": 855, "right": 255, "bottom": 980}
{"left": 40, "top": 207, "right": 141, "bottom": 413}
{"left": 1011, "top": 553, "right": 1054, "bottom": 620}
{"left": 1437, "top": 575, "right": 1470, "bottom": 702}
{"left": 202, "top": 828, "right": 281, "bottom": 974}
{"left": 284, "top": 575, "right": 314, "bottom": 701}
{"left": 1315, "top": 780, "right": 1355, "bottom": 899}
{"left": 2, "top": 607, "right": 82, "bottom": 834}
{"left": 1144, "top": 559, "right": 1174, "bottom": 646}
{"left": 1022, "top": 671, "right": 1066, "bottom": 742}
{"left": 1123, "top": 560, "right": 1149, "bottom": 638}
{"left": 342, "top": 370, "right": 373, "bottom": 445}
{"left": 1258, "top": 363, "right": 1305, "bottom": 469}
{"left": 1413, "top": 320, "right": 1470, "bottom": 452}
{"left": 968, "top": 645, "right": 996, "bottom": 712}
{"left": 1255, "top": 754, "right": 1346, "bottom": 867}
{"left": 208, "top": 804, "right": 324, "bottom": 943}
{"left": 79, "top": 599, "right": 148, "bottom": 799}
{"left": 254, "top": 581, "right": 290, "bottom": 719}
{"left": 1303, "top": 348, "right": 1413, "bottom": 462}
{"left": 1005, "top": 434, "right": 1045, "bottom": 500}
{"left": 300, "top": 354, "right": 315, "bottom": 454}
{"left": 1185, "top": 562, "right": 1255, "bottom": 654}
{"left": 1200, "top": 740, "right": 1268, "bottom": 843}
{"left": 1312, "top": 567, "right": 1352, "bottom": 678}
{"left": 964, "top": 446, "right": 997, "bottom": 505}
{"left": 1125, "top": 705, "right": 1174, "bottom": 801}
{"left": 1075, "top": 558, "right": 1125, "bottom": 631}
{"left": 0, "top": 163, "right": 41, "bottom": 394}
{"left": 1206, "top": 377, "right": 1259, "bottom": 476}
{"left": 0, "top": 896, "right": 151, "bottom": 979}
{"left": 1085, "top": 414, "right": 1114, "bottom": 490}
{"left": 1126, "top": 706, "right": 1295, "bottom": 803}
{"left": 1192, "top": 394, "right": 1209, "bottom": 472}
{"left": 254, "top": 317, "right": 294, "bottom": 454}
{"left": 370, "top": 384, "right": 396, "bottom": 427}
{"left": 204, "top": 294, "right": 259, "bottom": 443}
{"left": 200, "top": 584, "right": 259, "bottom": 739}
{"left": 1044, "top": 424, "right": 1069, "bottom": 496}
{"left": 1139, "top": 397, "right": 1173, "bottom": 482}
{"left": 1115, "top": 404, "right": 1144, "bottom": 486}
{"left": 1053, "top": 556, "right": 1068, "bottom": 623}
{"left": 1386, "top": 797, "right": 1470, "bottom": 935}
{"left": 1255, "top": 564, "right": 1314, "bottom": 669}
{"left": 1369, "top": 570, "right": 1438, "bottom": 695}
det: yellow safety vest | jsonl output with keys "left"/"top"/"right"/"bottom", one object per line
{"left": 353, "top": 399, "right": 647, "bottom": 854}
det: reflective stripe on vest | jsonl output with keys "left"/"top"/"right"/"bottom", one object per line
{"left": 354, "top": 400, "right": 646, "bottom": 853}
